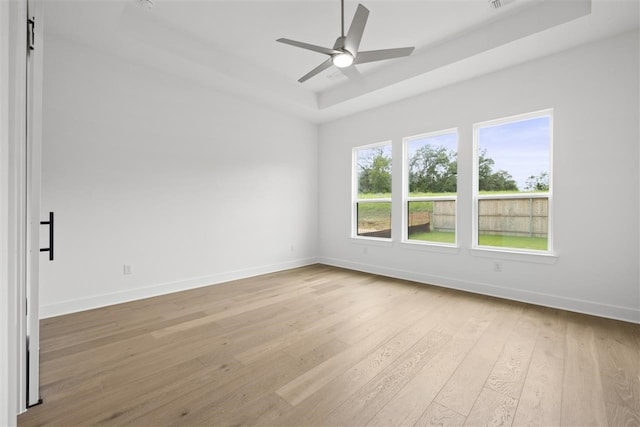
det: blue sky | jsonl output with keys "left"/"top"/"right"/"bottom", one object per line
{"left": 407, "top": 132, "right": 458, "bottom": 157}
{"left": 478, "top": 116, "right": 550, "bottom": 190}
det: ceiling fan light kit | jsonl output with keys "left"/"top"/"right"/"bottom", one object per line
{"left": 277, "top": 0, "right": 415, "bottom": 83}
{"left": 333, "top": 52, "right": 354, "bottom": 68}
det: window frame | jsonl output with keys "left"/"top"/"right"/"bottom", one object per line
{"left": 352, "top": 141, "right": 393, "bottom": 241}
{"left": 472, "top": 109, "right": 554, "bottom": 255}
{"left": 402, "top": 128, "right": 459, "bottom": 248}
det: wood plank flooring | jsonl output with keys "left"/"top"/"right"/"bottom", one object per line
{"left": 18, "top": 264, "right": 640, "bottom": 426}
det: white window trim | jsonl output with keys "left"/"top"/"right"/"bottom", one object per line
{"left": 472, "top": 109, "right": 554, "bottom": 257}
{"left": 402, "top": 129, "right": 459, "bottom": 248}
{"left": 352, "top": 141, "right": 393, "bottom": 241}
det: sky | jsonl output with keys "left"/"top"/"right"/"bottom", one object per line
{"left": 478, "top": 115, "right": 551, "bottom": 190}
{"left": 407, "top": 132, "right": 458, "bottom": 158}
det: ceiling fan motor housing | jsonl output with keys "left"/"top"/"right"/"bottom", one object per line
{"left": 333, "top": 36, "right": 351, "bottom": 54}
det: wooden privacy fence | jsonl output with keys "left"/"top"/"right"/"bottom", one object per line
{"left": 433, "top": 200, "right": 455, "bottom": 232}
{"left": 408, "top": 198, "right": 548, "bottom": 237}
{"left": 479, "top": 197, "right": 548, "bottom": 237}
{"left": 408, "top": 200, "right": 455, "bottom": 233}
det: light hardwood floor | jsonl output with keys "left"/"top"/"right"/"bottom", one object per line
{"left": 18, "top": 265, "right": 640, "bottom": 426}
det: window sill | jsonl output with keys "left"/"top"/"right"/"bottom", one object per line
{"left": 399, "top": 241, "right": 460, "bottom": 254}
{"left": 469, "top": 247, "right": 558, "bottom": 264}
{"left": 351, "top": 236, "right": 394, "bottom": 247}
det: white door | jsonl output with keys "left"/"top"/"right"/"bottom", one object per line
{"left": 25, "top": 0, "right": 44, "bottom": 408}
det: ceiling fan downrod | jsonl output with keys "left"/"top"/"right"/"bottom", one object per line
{"left": 341, "top": 0, "right": 345, "bottom": 38}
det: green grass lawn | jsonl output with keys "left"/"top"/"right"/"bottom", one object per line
{"left": 408, "top": 192, "right": 457, "bottom": 198}
{"left": 478, "top": 234, "right": 548, "bottom": 250}
{"left": 408, "top": 231, "right": 456, "bottom": 244}
{"left": 408, "top": 231, "right": 547, "bottom": 250}
{"left": 357, "top": 202, "right": 392, "bottom": 220}
{"left": 357, "top": 202, "right": 391, "bottom": 234}
{"left": 359, "top": 191, "right": 548, "bottom": 198}
{"left": 358, "top": 193, "right": 392, "bottom": 199}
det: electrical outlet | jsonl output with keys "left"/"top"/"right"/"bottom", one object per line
{"left": 123, "top": 264, "right": 133, "bottom": 275}
{"left": 493, "top": 262, "right": 502, "bottom": 272}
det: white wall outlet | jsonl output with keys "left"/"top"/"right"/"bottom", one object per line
{"left": 123, "top": 264, "right": 133, "bottom": 275}
{"left": 493, "top": 262, "right": 502, "bottom": 272}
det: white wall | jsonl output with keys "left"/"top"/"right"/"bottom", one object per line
{"left": 318, "top": 30, "right": 640, "bottom": 323}
{"left": 40, "top": 36, "right": 318, "bottom": 317}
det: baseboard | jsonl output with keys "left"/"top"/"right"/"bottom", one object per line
{"left": 40, "top": 257, "right": 318, "bottom": 319}
{"left": 318, "top": 257, "right": 640, "bottom": 324}
{"left": 41, "top": 256, "right": 639, "bottom": 324}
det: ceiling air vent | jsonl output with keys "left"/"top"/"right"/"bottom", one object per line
{"left": 139, "top": 0, "right": 154, "bottom": 9}
{"left": 488, "top": 0, "right": 515, "bottom": 9}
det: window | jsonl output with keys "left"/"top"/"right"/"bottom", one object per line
{"left": 473, "top": 110, "right": 552, "bottom": 253}
{"left": 353, "top": 142, "right": 392, "bottom": 239}
{"left": 404, "top": 129, "right": 458, "bottom": 245}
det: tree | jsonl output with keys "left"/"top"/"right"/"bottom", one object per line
{"left": 408, "top": 145, "right": 457, "bottom": 193}
{"left": 368, "top": 153, "right": 392, "bottom": 193}
{"left": 360, "top": 146, "right": 518, "bottom": 195}
{"left": 483, "top": 170, "right": 519, "bottom": 191}
{"left": 478, "top": 149, "right": 518, "bottom": 192}
{"left": 525, "top": 172, "right": 549, "bottom": 191}
{"left": 358, "top": 147, "right": 391, "bottom": 194}
{"left": 477, "top": 150, "right": 495, "bottom": 190}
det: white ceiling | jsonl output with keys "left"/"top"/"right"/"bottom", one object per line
{"left": 44, "top": 0, "right": 639, "bottom": 123}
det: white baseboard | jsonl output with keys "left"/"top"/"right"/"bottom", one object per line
{"left": 40, "top": 256, "right": 639, "bottom": 324}
{"left": 40, "top": 257, "right": 318, "bottom": 319}
{"left": 318, "top": 257, "right": 640, "bottom": 324}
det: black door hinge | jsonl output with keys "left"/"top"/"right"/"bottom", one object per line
{"left": 27, "top": 17, "right": 35, "bottom": 50}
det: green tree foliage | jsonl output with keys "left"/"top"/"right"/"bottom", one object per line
{"left": 481, "top": 169, "right": 519, "bottom": 191}
{"left": 408, "top": 145, "right": 457, "bottom": 193}
{"left": 477, "top": 149, "right": 518, "bottom": 192}
{"left": 408, "top": 146, "right": 517, "bottom": 193}
{"left": 525, "top": 172, "right": 549, "bottom": 191}
{"left": 358, "top": 146, "right": 520, "bottom": 195}
{"left": 358, "top": 148, "right": 391, "bottom": 194}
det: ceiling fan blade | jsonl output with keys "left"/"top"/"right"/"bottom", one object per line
{"left": 298, "top": 58, "right": 334, "bottom": 83}
{"left": 354, "top": 47, "right": 415, "bottom": 64}
{"left": 277, "top": 38, "right": 341, "bottom": 56}
{"left": 340, "top": 65, "right": 362, "bottom": 81}
{"left": 344, "top": 4, "right": 369, "bottom": 55}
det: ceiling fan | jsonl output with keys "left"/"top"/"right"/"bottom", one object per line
{"left": 277, "top": 0, "right": 415, "bottom": 83}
